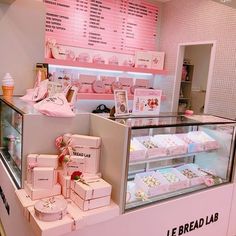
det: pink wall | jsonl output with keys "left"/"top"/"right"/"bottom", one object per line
{"left": 160, "top": 0, "right": 236, "bottom": 119}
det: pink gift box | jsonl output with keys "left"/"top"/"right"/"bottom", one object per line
{"left": 32, "top": 167, "right": 56, "bottom": 189}
{"left": 135, "top": 79, "right": 149, "bottom": 89}
{"left": 27, "top": 154, "right": 58, "bottom": 169}
{"left": 15, "top": 189, "right": 37, "bottom": 221}
{"left": 62, "top": 155, "right": 86, "bottom": 176}
{"left": 34, "top": 197, "right": 68, "bottom": 222}
{"left": 24, "top": 182, "right": 61, "bottom": 200}
{"left": 58, "top": 171, "right": 71, "bottom": 198}
{"left": 101, "top": 76, "right": 116, "bottom": 94}
{"left": 71, "top": 178, "right": 112, "bottom": 200}
{"left": 71, "top": 190, "right": 110, "bottom": 211}
{"left": 28, "top": 205, "right": 73, "bottom": 236}
{"left": 78, "top": 75, "right": 96, "bottom": 93}
{"left": 70, "top": 134, "right": 101, "bottom": 148}
{"left": 68, "top": 147, "right": 100, "bottom": 174}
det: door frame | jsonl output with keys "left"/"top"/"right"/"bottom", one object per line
{"left": 171, "top": 40, "right": 217, "bottom": 113}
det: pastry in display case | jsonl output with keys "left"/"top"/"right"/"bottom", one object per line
{"left": 110, "top": 114, "right": 236, "bottom": 212}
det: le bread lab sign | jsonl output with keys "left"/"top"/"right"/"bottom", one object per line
{"left": 167, "top": 212, "right": 219, "bottom": 236}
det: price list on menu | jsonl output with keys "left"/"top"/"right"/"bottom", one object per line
{"left": 45, "top": 0, "right": 158, "bottom": 55}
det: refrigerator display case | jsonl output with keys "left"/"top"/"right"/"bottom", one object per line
{"left": 94, "top": 114, "right": 236, "bottom": 213}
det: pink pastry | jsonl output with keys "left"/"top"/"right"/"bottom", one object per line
{"left": 92, "top": 80, "right": 105, "bottom": 93}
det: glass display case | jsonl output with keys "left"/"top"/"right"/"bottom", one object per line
{"left": 0, "top": 99, "right": 23, "bottom": 188}
{"left": 111, "top": 114, "right": 236, "bottom": 212}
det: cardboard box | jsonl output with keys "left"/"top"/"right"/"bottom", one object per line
{"left": 24, "top": 182, "right": 61, "bottom": 200}
{"left": 70, "top": 134, "right": 101, "bottom": 148}
{"left": 32, "top": 167, "right": 56, "bottom": 189}
{"left": 70, "top": 190, "right": 110, "bottom": 211}
{"left": 71, "top": 178, "right": 112, "bottom": 200}
{"left": 27, "top": 154, "right": 58, "bottom": 169}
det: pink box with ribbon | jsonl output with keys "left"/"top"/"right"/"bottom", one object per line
{"left": 70, "top": 134, "right": 101, "bottom": 148}
{"left": 70, "top": 178, "right": 112, "bottom": 201}
{"left": 27, "top": 154, "right": 58, "bottom": 169}
{"left": 70, "top": 190, "right": 110, "bottom": 211}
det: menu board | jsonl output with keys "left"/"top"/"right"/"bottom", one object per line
{"left": 45, "top": 0, "right": 159, "bottom": 57}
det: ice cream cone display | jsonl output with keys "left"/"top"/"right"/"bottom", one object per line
{"left": 2, "top": 73, "right": 14, "bottom": 99}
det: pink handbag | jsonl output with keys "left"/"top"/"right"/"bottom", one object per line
{"left": 34, "top": 93, "right": 75, "bottom": 117}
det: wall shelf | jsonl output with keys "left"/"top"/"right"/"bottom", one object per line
{"left": 77, "top": 93, "right": 167, "bottom": 101}
{"left": 45, "top": 58, "right": 168, "bottom": 75}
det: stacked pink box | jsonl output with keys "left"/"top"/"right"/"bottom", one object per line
{"left": 70, "top": 178, "right": 112, "bottom": 211}
{"left": 25, "top": 154, "right": 61, "bottom": 200}
{"left": 59, "top": 134, "right": 102, "bottom": 199}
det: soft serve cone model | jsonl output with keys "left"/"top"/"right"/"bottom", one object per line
{"left": 2, "top": 73, "right": 14, "bottom": 99}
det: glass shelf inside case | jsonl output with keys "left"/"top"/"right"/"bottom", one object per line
{"left": 122, "top": 115, "right": 236, "bottom": 211}
{"left": 0, "top": 100, "right": 23, "bottom": 187}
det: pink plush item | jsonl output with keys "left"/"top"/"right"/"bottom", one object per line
{"left": 71, "top": 178, "right": 112, "bottom": 200}
{"left": 34, "top": 93, "right": 75, "bottom": 117}
{"left": 92, "top": 80, "right": 105, "bottom": 93}
{"left": 185, "top": 110, "right": 194, "bottom": 115}
{"left": 34, "top": 197, "right": 68, "bottom": 222}
{"left": 70, "top": 190, "right": 110, "bottom": 211}
{"left": 24, "top": 181, "right": 61, "bottom": 200}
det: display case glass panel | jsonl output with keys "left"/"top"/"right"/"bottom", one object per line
{"left": 0, "top": 100, "right": 23, "bottom": 188}
{"left": 115, "top": 115, "right": 236, "bottom": 211}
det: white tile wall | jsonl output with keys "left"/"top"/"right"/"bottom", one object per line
{"left": 160, "top": 0, "right": 236, "bottom": 119}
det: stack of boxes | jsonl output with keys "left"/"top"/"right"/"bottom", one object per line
{"left": 25, "top": 154, "right": 61, "bottom": 200}
{"left": 58, "top": 134, "right": 112, "bottom": 211}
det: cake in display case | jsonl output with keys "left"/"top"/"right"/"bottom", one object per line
{"left": 113, "top": 114, "right": 236, "bottom": 211}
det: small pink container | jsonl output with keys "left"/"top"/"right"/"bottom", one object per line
{"left": 34, "top": 197, "right": 68, "bottom": 222}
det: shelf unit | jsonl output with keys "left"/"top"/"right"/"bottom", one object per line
{"left": 45, "top": 58, "right": 168, "bottom": 75}
{"left": 178, "top": 64, "right": 194, "bottom": 112}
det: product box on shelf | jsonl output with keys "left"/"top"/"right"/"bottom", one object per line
{"left": 71, "top": 178, "right": 112, "bottom": 200}
{"left": 24, "top": 182, "right": 61, "bottom": 200}
{"left": 134, "top": 171, "right": 169, "bottom": 197}
{"left": 32, "top": 167, "right": 57, "bottom": 189}
{"left": 134, "top": 136, "right": 167, "bottom": 159}
{"left": 174, "top": 133, "right": 205, "bottom": 153}
{"left": 78, "top": 75, "right": 96, "bottom": 93}
{"left": 119, "top": 77, "right": 133, "bottom": 94}
{"left": 68, "top": 146, "right": 100, "bottom": 174}
{"left": 134, "top": 51, "right": 152, "bottom": 68}
{"left": 70, "top": 190, "right": 110, "bottom": 211}
{"left": 129, "top": 139, "right": 146, "bottom": 161}
{"left": 101, "top": 76, "right": 116, "bottom": 94}
{"left": 158, "top": 168, "right": 189, "bottom": 192}
{"left": 176, "top": 164, "right": 205, "bottom": 186}
{"left": 153, "top": 134, "right": 188, "bottom": 156}
{"left": 149, "top": 51, "right": 165, "bottom": 70}
{"left": 70, "top": 134, "right": 101, "bottom": 148}
{"left": 27, "top": 154, "right": 58, "bottom": 169}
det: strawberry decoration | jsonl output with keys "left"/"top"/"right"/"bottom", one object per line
{"left": 71, "top": 171, "right": 82, "bottom": 181}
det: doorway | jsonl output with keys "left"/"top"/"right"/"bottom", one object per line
{"left": 172, "top": 41, "right": 216, "bottom": 114}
